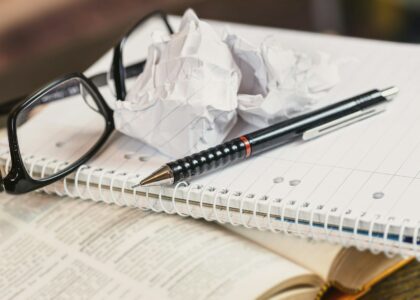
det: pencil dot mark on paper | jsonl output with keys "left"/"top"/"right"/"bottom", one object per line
{"left": 207, "top": 186, "right": 216, "bottom": 192}
{"left": 259, "top": 195, "right": 269, "bottom": 201}
{"left": 220, "top": 188, "right": 229, "bottom": 194}
{"left": 138, "top": 156, "right": 149, "bottom": 162}
{"left": 274, "top": 198, "right": 282, "bottom": 203}
{"left": 233, "top": 191, "right": 242, "bottom": 197}
{"left": 273, "top": 177, "right": 284, "bottom": 184}
{"left": 373, "top": 192, "right": 384, "bottom": 199}
{"left": 55, "top": 142, "right": 65, "bottom": 148}
{"left": 246, "top": 193, "right": 255, "bottom": 199}
{"left": 289, "top": 179, "right": 301, "bottom": 186}
{"left": 124, "top": 153, "right": 134, "bottom": 159}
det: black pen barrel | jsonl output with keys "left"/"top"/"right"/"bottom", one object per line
{"left": 167, "top": 89, "right": 388, "bottom": 183}
{"left": 248, "top": 89, "right": 385, "bottom": 154}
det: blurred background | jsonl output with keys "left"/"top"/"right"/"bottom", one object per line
{"left": 1, "top": 0, "right": 420, "bottom": 104}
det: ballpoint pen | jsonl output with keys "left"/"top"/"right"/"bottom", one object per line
{"left": 136, "top": 87, "right": 399, "bottom": 187}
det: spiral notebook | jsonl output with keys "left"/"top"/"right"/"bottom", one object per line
{"left": 2, "top": 19, "right": 420, "bottom": 260}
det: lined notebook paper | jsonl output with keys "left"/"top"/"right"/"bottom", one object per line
{"left": 1, "top": 18, "right": 420, "bottom": 259}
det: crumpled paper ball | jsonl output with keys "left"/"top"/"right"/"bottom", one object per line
{"left": 113, "top": 9, "right": 342, "bottom": 157}
{"left": 225, "top": 34, "right": 341, "bottom": 128}
{"left": 113, "top": 9, "right": 241, "bottom": 157}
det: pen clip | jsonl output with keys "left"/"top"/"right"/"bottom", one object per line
{"left": 302, "top": 105, "right": 387, "bottom": 141}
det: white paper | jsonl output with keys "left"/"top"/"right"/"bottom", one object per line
{"left": 229, "top": 35, "right": 341, "bottom": 127}
{"left": 113, "top": 9, "right": 241, "bottom": 157}
{"left": 113, "top": 10, "right": 341, "bottom": 155}
{"left": 0, "top": 192, "right": 314, "bottom": 300}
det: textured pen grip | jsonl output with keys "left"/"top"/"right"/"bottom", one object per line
{"left": 168, "top": 138, "right": 248, "bottom": 182}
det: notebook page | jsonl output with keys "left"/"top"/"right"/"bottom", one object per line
{"left": 2, "top": 18, "right": 420, "bottom": 255}
{"left": 103, "top": 28, "right": 418, "bottom": 249}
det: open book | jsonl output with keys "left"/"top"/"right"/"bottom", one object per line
{"left": 0, "top": 192, "right": 408, "bottom": 299}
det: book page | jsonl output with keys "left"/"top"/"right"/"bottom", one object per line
{"left": 0, "top": 192, "right": 319, "bottom": 300}
{"left": 225, "top": 225, "right": 342, "bottom": 281}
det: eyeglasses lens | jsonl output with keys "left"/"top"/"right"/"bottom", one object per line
{"left": 16, "top": 78, "right": 107, "bottom": 180}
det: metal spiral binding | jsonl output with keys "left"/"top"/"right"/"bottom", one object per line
{"left": 251, "top": 195, "right": 265, "bottom": 231}
{"left": 267, "top": 198, "right": 282, "bottom": 233}
{"left": 250, "top": 195, "right": 264, "bottom": 229}
{"left": 397, "top": 219, "right": 409, "bottom": 258}
{"left": 213, "top": 189, "right": 228, "bottom": 224}
{"left": 74, "top": 165, "right": 90, "bottom": 199}
{"left": 172, "top": 181, "right": 189, "bottom": 217}
{"left": 29, "top": 157, "right": 45, "bottom": 179}
{"left": 97, "top": 169, "right": 114, "bottom": 204}
{"left": 147, "top": 186, "right": 164, "bottom": 213}
{"left": 368, "top": 214, "right": 382, "bottom": 255}
{"left": 199, "top": 185, "right": 215, "bottom": 221}
{"left": 382, "top": 217, "right": 397, "bottom": 258}
{"left": 239, "top": 193, "right": 253, "bottom": 229}
{"left": 144, "top": 187, "right": 153, "bottom": 211}
{"left": 186, "top": 184, "right": 203, "bottom": 219}
{"left": 308, "top": 204, "right": 320, "bottom": 241}
{"left": 64, "top": 164, "right": 420, "bottom": 259}
{"left": 338, "top": 209, "right": 352, "bottom": 248}
{"left": 63, "top": 164, "right": 77, "bottom": 198}
{"left": 352, "top": 213, "right": 367, "bottom": 251}
{"left": 85, "top": 168, "right": 103, "bottom": 202}
{"left": 294, "top": 201, "right": 309, "bottom": 238}
{"left": 279, "top": 199, "right": 292, "bottom": 235}
{"left": 158, "top": 183, "right": 175, "bottom": 215}
{"left": 109, "top": 172, "right": 128, "bottom": 206}
{"left": 2, "top": 147, "right": 418, "bottom": 260}
{"left": 324, "top": 207, "right": 340, "bottom": 244}
{"left": 40, "top": 158, "right": 58, "bottom": 194}
{"left": 121, "top": 174, "right": 139, "bottom": 207}
{"left": 226, "top": 191, "right": 241, "bottom": 226}
{"left": 53, "top": 162, "right": 68, "bottom": 197}
{"left": 132, "top": 179, "right": 149, "bottom": 211}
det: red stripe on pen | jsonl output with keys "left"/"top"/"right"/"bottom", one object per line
{"left": 239, "top": 136, "right": 252, "bottom": 158}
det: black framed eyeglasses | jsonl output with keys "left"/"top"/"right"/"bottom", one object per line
{"left": 0, "top": 11, "right": 174, "bottom": 194}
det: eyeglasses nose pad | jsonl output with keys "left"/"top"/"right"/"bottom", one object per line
{"left": 107, "top": 66, "right": 117, "bottom": 98}
{"left": 79, "top": 83, "right": 100, "bottom": 113}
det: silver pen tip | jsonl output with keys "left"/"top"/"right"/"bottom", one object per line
{"left": 380, "top": 86, "right": 399, "bottom": 101}
{"left": 132, "top": 165, "right": 174, "bottom": 188}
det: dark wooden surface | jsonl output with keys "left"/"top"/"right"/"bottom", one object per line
{"left": 0, "top": 0, "right": 201, "bottom": 103}
{"left": 361, "top": 261, "right": 420, "bottom": 300}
